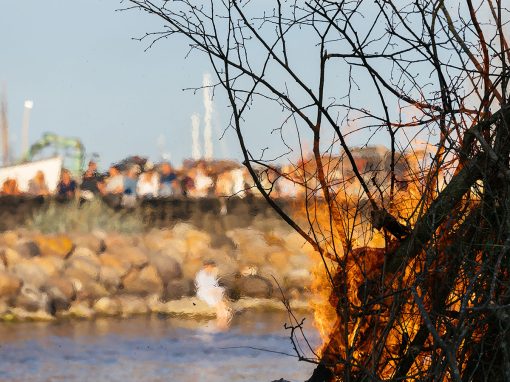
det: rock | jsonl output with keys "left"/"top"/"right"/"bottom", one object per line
{"left": 220, "top": 273, "right": 241, "bottom": 300}
{"left": 99, "top": 266, "right": 122, "bottom": 292}
{"left": 206, "top": 249, "right": 238, "bottom": 278}
{"left": 11, "top": 262, "right": 48, "bottom": 289}
{"left": 283, "top": 231, "right": 316, "bottom": 255}
{"left": 66, "top": 301, "right": 95, "bottom": 319}
{"left": 288, "top": 253, "right": 313, "bottom": 270}
{"left": 44, "top": 277, "right": 76, "bottom": 301}
{"left": 148, "top": 252, "right": 182, "bottom": 284}
{"left": 103, "top": 233, "right": 138, "bottom": 251}
{"left": 8, "top": 307, "right": 55, "bottom": 321}
{"left": 1, "top": 247, "right": 22, "bottom": 269}
{"left": 157, "top": 245, "right": 187, "bottom": 263}
{"left": 0, "top": 231, "right": 19, "bottom": 247}
{"left": 181, "top": 258, "right": 203, "bottom": 280}
{"left": 118, "top": 295, "right": 148, "bottom": 316}
{"left": 70, "top": 247, "right": 101, "bottom": 265}
{"left": 35, "top": 234, "right": 74, "bottom": 259}
{"left": 0, "top": 271, "right": 22, "bottom": 297}
{"left": 143, "top": 229, "right": 174, "bottom": 252}
{"left": 76, "top": 281, "right": 109, "bottom": 301}
{"left": 237, "top": 275, "right": 273, "bottom": 298}
{"left": 121, "top": 265, "right": 163, "bottom": 296}
{"left": 15, "top": 240, "right": 40, "bottom": 258}
{"left": 258, "top": 265, "right": 284, "bottom": 289}
{"left": 93, "top": 297, "right": 121, "bottom": 316}
{"left": 99, "top": 252, "right": 131, "bottom": 276}
{"left": 154, "top": 296, "right": 216, "bottom": 317}
{"left": 164, "top": 279, "right": 194, "bottom": 300}
{"left": 267, "top": 250, "right": 292, "bottom": 272}
{"left": 71, "top": 233, "right": 105, "bottom": 254}
{"left": 65, "top": 255, "right": 100, "bottom": 282}
{"left": 284, "top": 269, "right": 312, "bottom": 292}
{"left": 44, "top": 277, "right": 75, "bottom": 313}
{"left": 108, "top": 246, "right": 148, "bottom": 269}
{"left": 15, "top": 284, "right": 48, "bottom": 312}
{"left": 32, "top": 256, "right": 64, "bottom": 277}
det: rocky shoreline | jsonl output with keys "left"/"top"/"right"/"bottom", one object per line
{"left": 0, "top": 223, "right": 316, "bottom": 322}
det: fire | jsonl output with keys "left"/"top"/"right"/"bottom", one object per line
{"left": 289, "top": 148, "right": 471, "bottom": 380}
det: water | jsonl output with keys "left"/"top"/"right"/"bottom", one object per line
{"left": 0, "top": 311, "right": 320, "bottom": 382}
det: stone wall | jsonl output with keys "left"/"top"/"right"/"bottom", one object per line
{"left": 0, "top": 221, "right": 316, "bottom": 322}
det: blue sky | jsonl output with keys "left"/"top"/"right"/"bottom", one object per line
{"left": 1, "top": 1, "right": 456, "bottom": 171}
{"left": 0, "top": 0, "right": 242, "bottom": 168}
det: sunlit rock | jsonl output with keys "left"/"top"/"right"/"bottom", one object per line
{"left": 35, "top": 234, "right": 74, "bottom": 259}
{"left": 32, "top": 256, "right": 64, "bottom": 277}
{"left": 15, "top": 240, "right": 40, "bottom": 258}
{"left": 98, "top": 252, "right": 131, "bottom": 277}
{"left": 0, "top": 270, "right": 22, "bottom": 297}
{"left": 15, "top": 284, "right": 48, "bottom": 312}
{"left": 11, "top": 261, "right": 48, "bottom": 289}
{"left": 93, "top": 297, "right": 121, "bottom": 316}
{"left": 118, "top": 295, "right": 148, "bottom": 316}
{"left": 1, "top": 247, "right": 22, "bottom": 269}
{"left": 147, "top": 252, "right": 182, "bottom": 284}
{"left": 122, "top": 265, "right": 163, "bottom": 296}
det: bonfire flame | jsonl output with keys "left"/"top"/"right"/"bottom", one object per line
{"left": 294, "top": 151, "right": 470, "bottom": 381}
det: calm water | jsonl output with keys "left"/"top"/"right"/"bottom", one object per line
{"left": 0, "top": 311, "right": 320, "bottom": 382}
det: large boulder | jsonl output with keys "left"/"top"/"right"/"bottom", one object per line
{"left": 0, "top": 247, "right": 22, "bottom": 269}
{"left": 121, "top": 265, "right": 163, "bottom": 296}
{"left": 98, "top": 252, "right": 131, "bottom": 277}
{"left": 71, "top": 233, "right": 105, "bottom": 254}
{"left": 11, "top": 262, "right": 49, "bottom": 289}
{"left": 118, "top": 295, "right": 148, "bottom": 316}
{"left": 65, "top": 255, "right": 100, "bottom": 283}
{"left": 69, "top": 247, "right": 101, "bottom": 265}
{"left": 148, "top": 252, "right": 182, "bottom": 284}
{"left": 266, "top": 250, "right": 292, "bottom": 273}
{"left": 15, "top": 284, "right": 49, "bottom": 312}
{"left": 99, "top": 266, "right": 122, "bottom": 292}
{"left": 181, "top": 258, "right": 203, "bottom": 280}
{"left": 226, "top": 228, "right": 275, "bottom": 266}
{"left": 44, "top": 277, "right": 76, "bottom": 313}
{"left": 108, "top": 246, "right": 148, "bottom": 269}
{"left": 35, "top": 234, "right": 74, "bottom": 259}
{"left": 32, "top": 256, "right": 64, "bottom": 277}
{"left": 237, "top": 275, "right": 273, "bottom": 299}
{"left": 45, "top": 277, "right": 76, "bottom": 301}
{"left": 0, "top": 231, "right": 19, "bottom": 248}
{"left": 205, "top": 249, "right": 238, "bottom": 278}
{"left": 143, "top": 229, "right": 174, "bottom": 252}
{"left": 93, "top": 297, "right": 121, "bottom": 316}
{"left": 0, "top": 271, "right": 22, "bottom": 297}
{"left": 66, "top": 301, "right": 95, "bottom": 319}
{"left": 164, "top": 279, "right": 194, "bottom": 300}
{"left": 15, "top": 240, "right": 40, "bottom": 258}
{"left": 284, "top": 269, "right": 312, "bottom": 292}
{"left": 76, "top": 281, "right": 109, "bottom": 302}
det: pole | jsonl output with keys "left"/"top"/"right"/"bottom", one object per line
{"left": 21, "top": 100, "right": 33, "bottom": 157}
{"left": 1, "top": 92, "right": 8, "bottom": 166}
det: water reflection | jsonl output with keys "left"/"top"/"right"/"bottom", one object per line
{"left": 0, "top": 311, "right": 319, "bottom": 382}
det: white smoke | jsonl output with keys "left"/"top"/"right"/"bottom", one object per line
{"left": 191, "top": 113, "right": 201, "bottom": 160}
{"left": 202, "top": 73, "right": 214, "bottom": 160}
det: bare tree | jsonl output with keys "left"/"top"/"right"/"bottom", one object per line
{"left": 125, "top": 0, "right": 510, "bottom": 380}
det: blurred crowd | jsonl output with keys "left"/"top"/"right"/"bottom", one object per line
{"left": 0, "top": 159, "right": 270, "bottom": 205}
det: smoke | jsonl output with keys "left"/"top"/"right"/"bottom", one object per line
{"left": 202, "top": 73, "right": 214, "bottom": 160}
{"left": 191, "top": 113, "right": 201, "bottom": 160}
